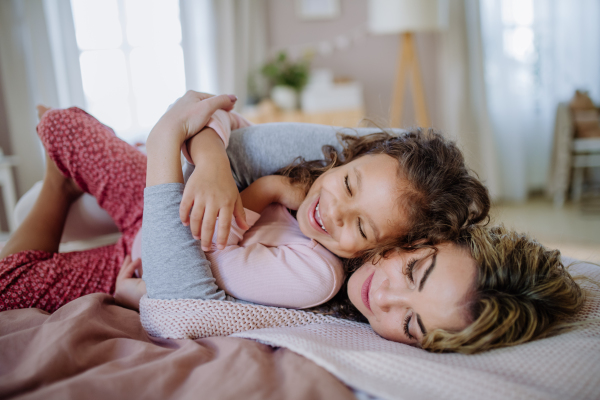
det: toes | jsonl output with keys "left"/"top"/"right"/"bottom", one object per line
{"left": 36, "top": 105, "right": 50, "bottom": 120}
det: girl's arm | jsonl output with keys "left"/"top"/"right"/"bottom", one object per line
{"left": 181, "top": 127, "right": 248, "bottom": 251}
{"left": 179, "top": 110, "right": 252, "bottom": 250}
{"left": 240, "top": 175, "right": 306, "bottom": 214}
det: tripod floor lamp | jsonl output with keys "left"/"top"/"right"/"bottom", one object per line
{"left": 368, "top": 0, "right": 447, "bottom": 128}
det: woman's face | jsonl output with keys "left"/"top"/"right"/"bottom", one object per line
{"left": 296, "top": 154, "right": 407, "bottom": 258}
{"left": 348, "top": 243, "right": 477, "bottom": 345}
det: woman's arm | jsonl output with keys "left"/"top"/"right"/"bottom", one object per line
{"left": 142, "top": 91, "right": 238, "bottom": 302}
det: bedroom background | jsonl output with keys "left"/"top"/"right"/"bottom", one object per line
{"left": 0, "top": 0, "right": 598, "bottom": 261}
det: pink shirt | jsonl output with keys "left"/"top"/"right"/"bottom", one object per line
{"left": 132, "top": 110, "right": 345, "bottom": 309}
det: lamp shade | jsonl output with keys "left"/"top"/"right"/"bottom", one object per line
{"left": 368, "top": 0, "right": 448, "bottom": 34}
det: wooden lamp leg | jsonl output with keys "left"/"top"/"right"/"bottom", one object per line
{"left": 408, "top": 35, "right": 430, "bottom": 127}
{"left": 389, "top": 32, "right": 431, "bottom": 128}
{"left": 390, "top": 33, "right": 412, "bottom": 128}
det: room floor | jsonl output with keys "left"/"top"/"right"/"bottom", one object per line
{"left": 490, "top": 197, "right": 600, "bottom": 263}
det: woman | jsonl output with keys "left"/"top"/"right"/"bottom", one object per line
{"left": 128, "top": 94, "right": 583, "bottom": 353}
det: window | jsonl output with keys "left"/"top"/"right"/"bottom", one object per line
{"left": 70, "top": 0, "right": 186, "bottom": 142}
{"left": 501, "top": 0, "right": 535, "bottom": 63}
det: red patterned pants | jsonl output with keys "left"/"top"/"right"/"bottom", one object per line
{"left": 0, "top": 107, "right": 146, "bottom": 313}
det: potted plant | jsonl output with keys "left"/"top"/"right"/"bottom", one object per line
{"left": 261, "top": 51, "right": 310, "bottom": 110}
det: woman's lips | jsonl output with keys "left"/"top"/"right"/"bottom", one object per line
{"left": 361, "top": 272, "right": 374, "bottom": 312}
{"left": 308, "top": 196, "right": 328, "bottom": 235}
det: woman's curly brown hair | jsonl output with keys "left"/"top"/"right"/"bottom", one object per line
{"left": 421, "top": 225, "right": 586, "bottom": 354}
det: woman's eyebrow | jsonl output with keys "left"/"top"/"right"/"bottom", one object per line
{"left": 416, "top": 313, "right": 427, "bottom": 336}
{"left": 355, "top": 167, "right": 380, "bottom": 241}
{"left": 418, "top": 254, "right": 437, "bottom": 292}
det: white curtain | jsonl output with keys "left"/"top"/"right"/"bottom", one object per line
{"left": 437, "top": 0, "right": 501, "bottom": 200}
{"left": 480, "top": 0, "right": 600, "bottom": 201}
{"left": 0, "top": 0, "right": 59, "bottom": 195}
{"left": 180, "top": 0, "right": 268, "bottom": 109}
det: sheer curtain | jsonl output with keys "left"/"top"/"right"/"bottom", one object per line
{"left": 180, "top": 0, "right": 268, "bottom": 109}
{"left": 480, "top": 0, "right": 600, "bottom": 201}
{"left": 437, "top": 0, "right": 501, "bottom": 200}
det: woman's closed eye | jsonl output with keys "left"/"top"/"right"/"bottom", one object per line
{"left": 405, "top": 258, "right": 418, "bottom": 284}
{"left": 403, "top": 313, "right": 416, "bottom": 341}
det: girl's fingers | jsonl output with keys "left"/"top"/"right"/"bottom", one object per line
{"left": 179, "top": 194, "right": 194, "bottom": 226}
{"left": 233, "top": 194, "right": 249, "bottom": 230}
{"left": 189, "top": 204, "right": 206, "bottom": 238}
{"left": 216, "top": 207, "right": 233, "bottom": 249}
{"left": 200, "top": 207, "right": 218, "bottom": 251}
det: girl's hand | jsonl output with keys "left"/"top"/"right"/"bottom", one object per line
{"left": 181, "top": 166, "right": 248, "bottom": 251}
{"left": 151, "top": 91, "right": 237, "bottom": 143}
{"left": 114, "top": 255, "right": 146, "bottom": 311}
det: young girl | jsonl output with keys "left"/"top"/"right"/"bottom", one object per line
{"left": 119, "top": 91, "right": 490, "bottom": 310}
{"left": 0, "top": 91, "right": 488, "bottom": 312}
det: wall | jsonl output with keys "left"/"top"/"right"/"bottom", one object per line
{"left": 265, "top": 0, "right": 442, "bottom": 126}
{"left": 0, "top": 54, "right": 13, "bottom": 231}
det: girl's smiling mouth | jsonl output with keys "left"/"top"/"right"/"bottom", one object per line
{"left": 308, "top": 197, "right": 329, "bottom": 235}
{"left": 362, "top": 272, "right": 374, "bottom": 312}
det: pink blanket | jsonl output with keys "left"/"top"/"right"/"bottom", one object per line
{"left": 0, "top": 294, "right": 354, "bottom": 399}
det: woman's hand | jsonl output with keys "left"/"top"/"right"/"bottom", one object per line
{"left": 151, "top": 91, "right": 237, "bottom": 143}
{"left": 114, "top": 255, "right": 146, "bottom": 311}
{"left": 181, "top": 165, "right": 248, "bottom": 251}
{"left": 146, "top": 91, "right": 237, "bottom": 188}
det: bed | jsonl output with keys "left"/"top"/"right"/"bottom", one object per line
{"left": 2, "top": 124, "right": 600, "bottom": 399}
{"left": 0, "top": 258, "right": 598, "bottom": 400}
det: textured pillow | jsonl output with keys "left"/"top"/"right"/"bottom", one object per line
{"left": 234, "top": 259, "right": 600, "bottom": 400}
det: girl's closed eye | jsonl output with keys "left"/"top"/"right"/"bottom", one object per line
{"left": 344, "top": 174, "right": 352, "bottom": 195}
{"left": 357, "top": 219, "right": 367, "bottom": 239}
{"left": 345, "top": 174, "right": 367, "bottom": 240}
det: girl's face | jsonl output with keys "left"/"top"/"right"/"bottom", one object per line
{"left": 296, "top": 154, "right": 407, "bottom": 258}
{"left": 347, "top": 243, "right": 476, "bottom": 345}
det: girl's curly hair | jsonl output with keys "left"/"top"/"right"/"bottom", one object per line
{"left": 277, "top": 127, "right": 491, "bottom": 262}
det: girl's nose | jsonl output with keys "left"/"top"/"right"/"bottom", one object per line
{"left": 331, "top": 200, "right": 346, "bottom": 227}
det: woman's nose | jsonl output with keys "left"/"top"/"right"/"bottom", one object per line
{"left": 372, "top": 280, "right": 406, "bottom": 312}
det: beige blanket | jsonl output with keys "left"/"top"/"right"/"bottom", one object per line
{"left": 234, "top": 259, "right": 600, "bottom": 400}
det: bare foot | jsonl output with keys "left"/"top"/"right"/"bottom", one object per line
{"left": 43, "top": 152, "right": 84, "bottom": 202}
{"left": 37, "top": 105, "right": 51, "bottom": 121}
